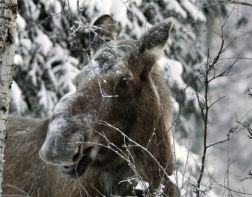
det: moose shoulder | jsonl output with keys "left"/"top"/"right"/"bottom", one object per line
{"left": 3, "top": 15, "right": 179, "bottom": 196}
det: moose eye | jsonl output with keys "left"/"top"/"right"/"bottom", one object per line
{"left": 117, "top": 76, "right": 136, "bottom": 99}
{"left": 118, "top": 77, "right": 129, "bottom": 89}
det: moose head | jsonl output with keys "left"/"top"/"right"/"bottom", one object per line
{"left": 39, "top": 15, "right": 176, "bottom": 196}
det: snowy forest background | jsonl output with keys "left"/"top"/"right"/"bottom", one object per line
{"left": 10, "top": 0, "right": 252, "bottom": 196}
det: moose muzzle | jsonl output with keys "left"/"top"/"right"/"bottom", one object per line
{"left": 39, "top": 133, "right": 82, "bottom": 166}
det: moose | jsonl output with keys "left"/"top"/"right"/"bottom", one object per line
{"left": 3, "top": 15, "right": 179, "bottom": 196}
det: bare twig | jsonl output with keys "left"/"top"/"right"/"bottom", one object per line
{"left": 208, "top": 96, "right": 225, "bottom": 109}
{"left": 221, "top": 0, "right": 252, "bottom": 7}
{"left": 211, "top": 177, "right": 252, "bottom": 196}
{"left": 241, "top": 170, "right": 252, "bottom": 182}
{"left": 196, "top": 49, "right": 210, "bottom": 196}
{"left": 248, "top": 89, "right": 252, "bottom": 97}
{"left": 195, "top": 15, "right": 234, "bottom": 196}
{"left": 203, "top": 0, "right": 252, "bottom": 9}
{"left": 236, "top": 119, "right": 252, "bottom": 139}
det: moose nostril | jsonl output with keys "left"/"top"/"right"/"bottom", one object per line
{"left": 63, "top": 165, "right": 71, "bottom": 169}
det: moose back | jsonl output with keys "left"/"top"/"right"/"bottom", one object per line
{"left": 3, "top": 15, "right": 179, "bottom": 196}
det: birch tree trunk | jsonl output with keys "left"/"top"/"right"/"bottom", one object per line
{"left": 0, "top": 0, "right": 17, "bottom": 194}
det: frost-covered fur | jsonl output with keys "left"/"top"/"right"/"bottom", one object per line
{"left": 3, "top": 15, "right": 179, "bottom": 196}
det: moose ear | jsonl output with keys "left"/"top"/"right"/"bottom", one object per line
{"left": 138, "top": 18, "right": 173, "bottom": 58}
{"left": 137, "top": 18, "right": 173, "bottom": 79}
{"left": 90, "top": 15, "right": 118, "bottom": 54}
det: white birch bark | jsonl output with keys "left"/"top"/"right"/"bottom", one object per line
{"left": 0, "top": 0, "right": 17, "bottom": 194}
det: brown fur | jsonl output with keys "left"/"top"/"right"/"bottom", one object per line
{"left": 3, "top": 15, "right": 179, "bottom": 197}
